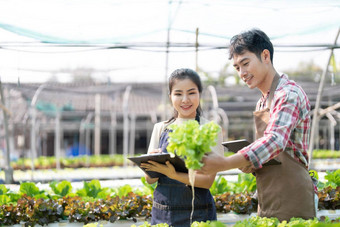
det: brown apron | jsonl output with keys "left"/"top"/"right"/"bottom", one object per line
{"left": 253, "top": 74, "right": 316, "bottom": 221}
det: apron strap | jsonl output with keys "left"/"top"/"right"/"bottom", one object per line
{"left": 267, "top": 73, "right": 280, "bottom": 108}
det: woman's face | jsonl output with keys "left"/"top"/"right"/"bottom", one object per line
{"left": 169, "top": 78, "right": 200, "bottom": 119}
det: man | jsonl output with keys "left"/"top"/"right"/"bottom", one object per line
{"left": 200, "top": 28, "right": 316, "bottom": 221}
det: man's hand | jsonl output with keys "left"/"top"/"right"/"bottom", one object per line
{"left": 198, "top": 153, "right": 226, "bottom": 175}
{"left": 198, "top": 152, "right": 252, "bottom": 175}
{"left": 238, "top": 165, "right": 255, "bottom": 173}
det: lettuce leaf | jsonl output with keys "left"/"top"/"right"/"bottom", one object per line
{"left": 167, "top": 120, "right": 220, "bottom": 170}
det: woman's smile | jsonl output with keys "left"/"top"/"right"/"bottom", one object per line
{"left": 181, "top": 104, "right": 192, "bottom": 110}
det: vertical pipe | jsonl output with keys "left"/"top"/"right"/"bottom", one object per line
{"left": 30, "top": 107, "right": 36, "bottom": 180}
{"left": 110, "top": 111, "right": 117, "bottom": 155}
{"left": 195, "top": 28, "right": 199, "bottom": 72}
{"left": 94, "top": 94, "right": 101, "bottom": 156}
{"left": 162, "top": 29, "right": 170, "bottom": 121}
{"left": 129, "top": 114, "right": 136, "bottom": 157}
{"left": 123, "top": 86, "right": 131, "bottom": 166}
{"left": 55, "top": 110, "right": 61, "bottom": 169}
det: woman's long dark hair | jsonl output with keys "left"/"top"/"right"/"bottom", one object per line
{"left": 166, "top": 68, "right": 203, "bottom": 123}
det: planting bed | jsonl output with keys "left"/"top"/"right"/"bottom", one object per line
{"left": 1, "top": 169, "right": 340, "bottom": 227}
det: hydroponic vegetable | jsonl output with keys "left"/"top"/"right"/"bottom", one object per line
{"left": 167, "top": 120, "right": 220, "bottom": 170}
{"left": 167, "top": 120, "right": 221, "bottom": 224}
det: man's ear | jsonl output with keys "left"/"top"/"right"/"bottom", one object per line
{"left": 262, "top": 49, "right": 271, "bottom": 63}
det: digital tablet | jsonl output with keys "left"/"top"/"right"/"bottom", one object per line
{"left": 128, "top": 153, "right": 187, "bottom": 178}
{"left": 222, "top": 139, "right": 250, "bottom": 153}
{"left": 222, "top": 139, "right": 281, "bottom": 166}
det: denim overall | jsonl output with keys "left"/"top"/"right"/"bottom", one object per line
{"left": 151, "top": 118, "right": 217, "bottom": 227}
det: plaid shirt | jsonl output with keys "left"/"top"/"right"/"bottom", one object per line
{"left": 239, "top": 74, "right": 311, "bottom": 169}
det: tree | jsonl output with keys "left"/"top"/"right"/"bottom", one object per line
{"left": 197, "top": 63, "right": 238, "bottom": 86}
{"left": 284, "top": 60, "right": 323, "bottom": 82}
{"left": 70, "top": 67, "right": 95, "bottom": 83}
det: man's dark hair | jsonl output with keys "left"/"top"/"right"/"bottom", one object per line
{"left": 228, "top": 28, "right": 274, "bottom": 63}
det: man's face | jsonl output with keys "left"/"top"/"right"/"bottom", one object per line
{"left": 232, "top": 50, "right": 267, "bottom": 90}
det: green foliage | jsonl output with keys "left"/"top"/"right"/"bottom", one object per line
{"left": 132, "top": 221, "right": 170, "bottom": 227}
{"left": 50, "top": 180, "right": 73, "bottom": 197}
{"left": 232, "top": 173, "right": 257, "bottom": 193}
{"left": 0, "top": 191, "right": 152, "bottom": 225}
{"left": 111, "top": 184, "right": 133, "bottom": 198}
{"left": 210, "top": 174, "right": 256, "bottom": 196}
{"left": 234, "top": 216, "right": 340, "bottom": 227}
{"left": 324, "top": 169, "right": 340, "bottom": 188}
{"left": 284, "top": 60, "right": 323, "bottom": 82}
{"left": 210, "top": 175, "right": 231, "bottom": 196}
{"left": 11, "top": 154, "right": 125, "bottom": 170}
{"left": 83, "top": 223, "right": 104, "bottom": 227}
{"left": 0, "top": 185, "right": 8, "bottom": 195}
{"left": 140, "top": 176, "right": 157, "bottom": 196}
{"left": 310, "top": 170, "right": 319, "bottom": 180}
{"left": 167, "top": 120, "right": 220, "bottom": 170}
{"left": 234, "top": 216, "right": 280, "bottom": 227}
{"left": 19, "top": 182, "right": 40, "bottom": 197}
{"left": 19, "top": 182, "right": 48, "bottom": 199}
{"left": 192, "top": 220, "right": 226, "bottom": 227}
{"left": 0, "top": 192, "right": 20, "bottom": 205}
{"left": 2, "top": 177, "right": 340, "bottom": 226}
{"left": 132, "top": 221, "right": 226, "bottom": 227}
{"left": 0, "top": 195, "right": 11, "bottom": 205}
{"left": 76, "top": 180, "right": 111, "bottom": 200}
{"left": 313, "top": 150, "right": 340, "bottom": 159}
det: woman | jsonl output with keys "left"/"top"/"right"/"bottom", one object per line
{"left": 140, "top": 68, "right": 224, "bottom": 226}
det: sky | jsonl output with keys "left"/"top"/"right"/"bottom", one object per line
{"left": 0, "top": 0, "right": 340, "bottom": 84}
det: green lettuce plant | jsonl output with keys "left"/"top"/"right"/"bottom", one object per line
{"left": 167, "top": 120, "right": 220, "bottom": 170}
{"left": 50, "top": 180, "right": 75, "bottom": 198}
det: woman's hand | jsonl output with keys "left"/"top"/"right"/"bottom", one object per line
{"left": 140, "top": 160, "right": 177, "bottom": 179}
{"left": 149, "top": 148, "right": 162, "bottom": 154}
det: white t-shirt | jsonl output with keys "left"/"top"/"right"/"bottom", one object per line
{"left": 147, "top": 117, "right": 224, "bottom": 156}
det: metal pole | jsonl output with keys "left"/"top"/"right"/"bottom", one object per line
{"left": 207, "top": 85, "right": 219, "bottom": 122}
{"left": 0, "top": 80, "right": 13, "bottom": 184}
{"left": 308, "top": 28, "right": 340, "bottom": 166}
{"left": 162, "top": 28, "right": 170, "bottom": 121}
{"left": 123, "top": 86, "right": 131, "bottom": 166}
{"left": 30, "top": 107, "right": 36, "bottom": 180}
{"left": 94, "top": 94, "right": 101, "bottom": 156}
{"left": 110, "top": 111, "right": 117, "bottom": 155}
{"left": 129, "top": 113, "right": 136, "bottom": 157}
{"left": 195, "top": 28, "right": 199, "bottom": 72}
{"left": 54, "top": 110, "right": 61, "bottom": 169}
{"left": 29, "top": 83, "right": 46, "bottom": 179}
